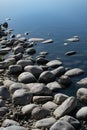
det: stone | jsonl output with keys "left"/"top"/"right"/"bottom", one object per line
{"left": 46, "top": 81, "right": 61, "bottom": 91}
{"left": 9, "top": 65, "right": 22, "bottom": 74}
{"left": 51, "top": 66, "right": 65, "bottom": 77}
{"left": 60, "top": 115, "right": 80, "bottom": 128}
{"left": 65, "top": 51, "right": 76, "bottom": 56}
{"left": 2, "top": 119, "right": 19, "bottom": 127}
{"left": 42, "top": 101, "right": 58, "bottom": 111}
{"left": 0, "top": 47, "right": 11, "bottom": 55}
{"left": 35, "top": 117, "right": 56, "bottom": 129}
{"left": 32, "top": 106, "right": 50, "bottom": 120}
{"left": 0, "top": 107, "right": 8, "bottom": 116}
{"left": 16, "top": 34, "right": 22, "bottom": 38}
{"left": 66, "top": 36, "right": 79, "bottom": 42}
{"left": 77, "top": 77, "right": 87, "bottom": 87}
{"left": 24, "top": 65, "right": 43, "bottom": 78}
{"left": 0, "top": 99, "right": 5, "bottom": 107}
{"left": 46, "top": 60, "right": 62, "bottom": 68}
{"left": 50, "top": 120, "right": 75, "bottom": 130}
{"left": 17, "top": 59, "right": 33, "bottom": 68}
{"left": 30, "top": 83, "right": 51, "bottom": 95}
{"left": 39, "top": 51, "right": 48, "bottom": 55}
{"left": 3, "top": 125, "right": 28, "bottom": 130}
{"left": 18, "top": 72, "right": 36, "bottom": 84}
{"left": 33, "top": 96, "right": 53, "bottom": 103}
{"left": 26, "top": 48, "right": 36, "bottom": 55}
{"left": 76, "top": 107, "right": 87, "bottom": 120}
{"left": 21, "top": 104, "right": 38, "bottom": 115}
{"left": 59, "top": 75, "right": 72, "bottom": 86}
{"left": 54, "top": 93, "right": 69, "bottom": 105}
{"left": 18, "top": 37, "right": 27, "bottom": 42}
{"left": 13, "top": 45, "right": 24, "bottom": 54}
{"left": 14, "top": 53, "right": 22, "bottom": 61}
{"left": 12, "top": 89, "right": 32, "bottom": 105}
{"left": 0, "top": 86, "right": 10, "bottom": 99}
{"left": 77, "top": 88, "right": 87, "bottom": 103}
{"left": 3, "top": 80, "right": 15, "bottom": 88}
{"left": 4, "top": 58, "right": 16, "bottom": 67}
{"left": 42, "top": 39, "right": 53, "bottom": 44}
{"left": 39, "top": 71, "right": 55, "bottom": 84}
{"left": 28, "top": 38, "right": 44, "bottom": 42}
{"left": 36, "top": 57, "right": 49, "bottom": 65}
{"left": 64, "top": 68, "right": 84, "bottom": 77}
{"left": 53, "top": 96, "right": 77, "bottom": 119}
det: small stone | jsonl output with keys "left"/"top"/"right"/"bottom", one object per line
{"left": 33, "top": 96, "right": 53, "bottom": 103}
{"left": 3, "top": 125, "right": 28, "bottom": 130}
{"left": 36, "top": 57, "right": 49, "bottom": 65}
{"left": 39, "top": 51, "right": 48, "bottom": 55}
{"left": 2, "top": 119, "right": 19, "bottom": 127}
{"left": 3, "top": 80, "right": 15, "bottom": 88}
{"left": 9, "top": 65, "right": 22, "bottom": 74}
{"left": 46, "top": 81, "right": 61, "bottom": 91}
{"left": 0, "top": 107, "right": 8, "bottom": 116}
{"left": 77, "top": 88, "right": 87, "bottom": 103}
{"left": 59, "top": 75, "right": 72, "bottom": 85}
{"left": 51, "top": 66, "right": 65, "bottom": 77}
{"left": 46, "top": 60, "right": 62, "bottom": 68}
{"left": 65, "top": 51, "right": 76, "bottom": 56}
{"left": 18, "top": 37, "right": 27, "bottom": 42}
{"left": 0, "top": 99, "right": 5, "bottom": 107}
{"left": 28, "top": 38, "right": 44, "bottom": 42}
{"left": 66, "top": 36, "right": 79, "bottom": 42}
{"left": 26, "top": 48, "right": 36, "bottom": 55}
{"left": 0, "top": 47, "right": 11, "bottom": 55}
{"left": 42, "top": 39, "right": 53, "bottom": 44}
{"left": 13, "top": 45, "right": 24, "bottom": 54}
{"left": 0, "top": 86, "right": 10, "bottom": 99}
{"left": 77, "top": 77, "right": 87, "bottom": 87}
{"left": 17, "top": 59, "right": 33, "bottom": 68}
{"left": 76, "top": 107, "right": 87, "bottom": 121}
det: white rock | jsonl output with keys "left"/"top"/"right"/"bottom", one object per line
{"left": 76, "top": 107, "right": 87, "bottom": 120}
{"left": 28, "top": 38, "right": 44, "bottom": 42}
{"left": 42, "top": 39, "right": 53, "bottom": 44}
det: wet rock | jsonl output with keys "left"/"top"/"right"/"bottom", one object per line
{"left": 25, "top": 32, "right": 29, "bottom": 35}
{"left": 46, "top": 60, "right": 62, "bottom": 68}
{"left": 46, "top": 81, "right": 61, "bottom": 91}
{"left": 66, "top": 36, "right": 79, "bottom": 42}
{"left": 10, "top": 34, "right": 15, "bottom": 38}
{"left": 54, "top": 93, "right": 69, "bottom": 105}
{"left": 36, "top": 57, "right": 49, "bottom": 65}
{"left": 24, "top": 65, "right": 43, "bottom": 78}
{"left": 42, "top": 101, "right": 58, "bottom": 111}
{"left": 18, "top": 72, "right": 36, "bottom": 84}
{"left": 3, "top": 125, "right": 28, "bottom": 130}
{"left": 26, "top": 48, "right": 36, "bottom": 55}
{"left": 32, "top": 106, "right": 50, "bottom": 120}
{"left": 64, "top": 68, "right": 84, "bottom": 77}
{"left": 14, "top": 53, "right": 23, "bottom": 61}
{"left": 2, "top": 22, "right": 8, "bottom": 29}
{"left": 50, "top": 120, "right": 75, "bottom": 130}
{"left": 51, "top": 66, "right": 65, "bottom": 77}
{"left": 0, "top": 47, "right": 11, "bottom": 55}
{"left": 53, "top": 96, "right": 77, "bottom": 119}
{"left": 77, "top": 77, "right": 87, "bottom": 87}
{"left": 3, "top": 79, "right": 15, "bottom": 88}
{"left": 5, "top": 58, "right": 16, "bottom": 66}
{"left": 77, "top": 88, "right": 87, "bottom": 103}
{"left": 35, "top": 117, "right": 56, "bottom": 129}
{"left": 39, "top": 71, "right": 55, "bottom": 84}
{"left": 12, "top": 89, "right": 32, "bottom": 105}
{"left": 28, "top": 38, "right": 44, "bottom": 42}
{"left": 39, "top": 51, "right": 48, "bottom": 55}
{"left": 42, "top": 39, "right": 53, "bottom": 44}
{"left": 59, "top": 75, "right": 72, "bottom": 86}
{"left": 16, "top": 34, "right": 22, "bottom": 38}
{"left": 9, "top": 65, "right": 22, "bottom": 74}
{"left": 2, "top": 119, "right": 19, "bottom": 127}
{"left": 21, "top": 104, "right": 38, "bottom": 115}
{"left": 18, "top": 37, "right": 27, "bottom": 42}
{"left": 0, "top": 86, "right": 10, "bottom": 99}
{"left": 17, "top": 59, "right": 33, "bottom": 68}
{"left": 13, "top": 45, "right": 24, "bottom": 54}
{"left": 0, "top": 107, "right": 8, "bottom": 116}
{"left": 33, "top": 96, "right": 53, "bottom": 103}
{"left": 0, "top": 99, "right": 5, "bottom": 107}
{"left": 76, "top": 107, "right": 87, "bottom": 120}
{"left": 65, "top": 51, "right": 76, "bottom": 56}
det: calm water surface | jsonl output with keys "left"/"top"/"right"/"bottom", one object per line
{"left": 0, "top": 0, "right": 87, "bottom": 96}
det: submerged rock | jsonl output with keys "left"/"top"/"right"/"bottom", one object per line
{"left": 28, "top": 38, "right": 44, "bottom": 42}
{"left": 42, "top": 39, "right": 53, "bottom": 44}
{"left": 65, "top": 51, "right": 76, "bottom": 56}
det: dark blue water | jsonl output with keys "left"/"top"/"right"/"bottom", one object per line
{"left": 0, "top": 0, "right": 87, "bottom": 96}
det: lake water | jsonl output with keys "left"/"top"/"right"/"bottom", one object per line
{"left": 0, "top": 0, "right": 87, "bottom": 96}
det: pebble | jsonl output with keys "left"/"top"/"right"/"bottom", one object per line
{"left": 59, "top": 75, "right": 72, "bottom": 86}
{"left": 3, "top": 125, "right": 28, "bottom": 130}
{"left": 42, "top": 39, "right": 53, "bottom": 44}
{"left": 65, "top": 51, "right": 76, "bottom": 56}
{"left": 66, "top": 36, "right": 79, "bottom": 42}
{"left": 2, "top": 119, "right": 19, "bottom": 127}
{"left": 0, "top": 47, "right": 11, "bottom": 55}
{"left": 3, "top": 79, "right": 15, "bottom": 88}
{"left": 77, "top": 88, "right": 87, "bottom": 103}
{"left": 17, "top": 59, "right": 33, "bottom": 68}
{"left": 0, "top": 86, "right": 10, "bottom": 99}
{"left": 13, "top": 45, "right": 24, "bottom": 54}
{"left": 51, "top": 66, "right": 65, "bottom": 77}
{"left": 76, "top": 107, "right": 87, "bottom": 120}
{"left": 46, "top": 60, "right": 62, "bottom": 68}
{"left": 9, "top": 65, "right": 22, "bottom": 74}
{"left": 36, "top": 57, "right": 49, "bottom": 65}
{"left": 0, "top": 107, "right": 8, "bottom": 116}
{"left": 46, "top": 81, "right": 61, "bottom": 91}
{"left": 26, "top": 48, "right": 36, "bottom": 55}
{"left": 28, "top": 38, "right": 44, "bottom": 42}
{"left": 77, "top": 77, "right": 87, "bottom": 87}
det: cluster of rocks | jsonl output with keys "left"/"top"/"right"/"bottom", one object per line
{"left": 0, "top": 21, "right": 87, "bottom": 130}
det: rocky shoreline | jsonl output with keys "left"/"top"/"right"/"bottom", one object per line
{"left": 0, "top": 21, "right": 87, "bottom": 130}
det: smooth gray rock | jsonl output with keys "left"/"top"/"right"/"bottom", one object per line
{"left": 65, "top": 51, "right": 76, "bottom": 56}
{"left": 13, "top": 45, "right": 24, "bottom": 54}
{"left": 77, "top": 88, "right": 87, "bottom": 103}
{"left": 59, "top": 75, "right": 72, "bottom": 86}
{"left": 32, "top": 106, "right": 50, "bottom": 120}
{"left": 0, "top": 47, "right": 11, "bottom": 55}
{"left": 3, "top": 80, "right": 15, "bottom": 88}
{"left": 42, "top": 39, "right": 53, "bottom": 44}
{"left": 14, "top": 53, "right": 22, "bottom": 61}
{"left": 18, "top": 72, "right": 36, "bottom": 84}
{"left": 53, "top": 96, "right": 77, "bottom": 119}
{"left": 76, "top": 107, "right": 87, "bottom": 120}
{"left": 39, "top": 71, "right": 55, "bottom": 84}
{"left": 9, "top": 65, "right": 22, "bottom": 74}
{"left": 39, "top": 51, "right": 48, "bottom": 55}
{"left": 0, "top": 86, "right": 10, "bottom": 99}
{"left": 28, "top": 38, "right": 44, "bottom": 42}
{"left": 46, "top": 81, "right": 61, "bottom": 91}
{"left": 4, "top": 58, "right": 16, "bottom": 67}
{"left": 54, "top": 93, "right": 69, "bottom": 105}
{"left": 18, "top": 37, "right": 26, "bottom": 42}
{"left": 77, "top": 77, "right": 87, "bottom": 87}
{"left": 35, "top": 117, "right": 56, "bottom": 128}
{"left": 2, "top": 119, "right": 19, "bottom": 127}
{"left": 0, "top": 99, "right": 5, "bottom": 107}
{"left": 36, "top": 57, "right": 49, "bottom": 65}
{"left": 3, "top": 125, "right": 28, "bottom": 130}
{"left": 21, "top": 104, "right": 38, "bottom": 115}
{"left": 17, "top": 59, "right": 33, "bottom": 68}
{"left": 51, "top": 66, "right": 65, "bottom": 77}
{"left": 12, "top": 89, "right": 32, "bottom": 105}
{"left": 26, "top": 48, "right": 36, "bottom": 55}
{"left": 66, "top": 36, "right": 79, "bottom": 42}
{"left": 64, "top": 68, "right": 84, "bottom": 77}
{"left": 50, "top": 120, "right": 75, "bottom": 130}
{"left": 16, "top": 34, "right": 22, "bottom": 38}
{"left": 24, "top": 65, "right": 43, "bottom": 78}
{"left": 46, "top": 60, "right": 62, "bottom": 68}
{"left": 0, "top": 107, "right": 8, "bottom": 116}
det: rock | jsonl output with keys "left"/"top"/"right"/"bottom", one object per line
{"left": 76, "top": 107, "right": 87, "bottom": 120}
{"left": 0, "top": 86, "right": 10, "bottom": 99}
{"left": 10, "top": 34, "right": 15, "bottom": 38}
{"left": 54, "top": 93, "right": 69, "bottom": 105}
{"left": 33, "top": 96, "right": 53, "bottom": 103}
{"left": 17, "top": 59, "right": 33, "bottom": 68}
{"left": 59, "top": 75, "right": 72, "bottom": 86}
{"left": 2, "top": 119, "right": 19, "bottom": 127}
{"left": 28, "top": 38, "right": 44, "bottom": 42}
{"left": 42, "top": 39, "right": 53, "bottom": 44}
{"left": 77, "top": 77, "right": 87, "bottom": 87}
{"left": 9, "top": 65, "right": 22, "bottom": 74}
{"left": 51, "top": 66, "right": 65, "bottom": 77}
{"left": 60, "top": 115, "right": 80, "bottom": 129}
{"left": 39, "top": 51, "right": 48, "bottom": 55}
{"left": 0, "top": 99, "right": 5, "bottom": 107}
{"left": 18, "top": 72, "right": 36, "bottom": 84}
{"left": 0, "top": 107, "right": 8, "bottom": 116}
{"left": 25, "top": 32, "right": 29, "bottom": 35}
{"left": 50, "top": 120, "right": 75, "bottom": 130}
{"left": 42, "top": 101, "right": 58, "bottom": 111}
{"left": 26, "top": 48, "right": 36, "bottom": 55}
{"left": 32, "top": 106, "right": 50, "bottom": 120}
{"left": 4, "top": 58, "right": 16, "bottom": 67}
{"left": 66, "top": 36, "right": 79, "bottom": 42}
{"left": 18, "top": 37, "right": 26, "bottom": 42}
{"left": 21, "top": 104, "right": 38, "bottom": 115}
{"left": 2, "top": 22, "right": 8, "bottom": 29}
{"left": 39, "top": 71, "right": 55, "bottom": 84}
{"left": 3, "top": 125, "right": 28, "bottom": 130}
{"left": 77, "top": 88, "right": 87, "bottom": 103}
{"left": 65, "top": 51, "right": 76, "bottom": 56}
{"left": 46, "top": 60, "right": 62, "bottom": 68}
{"left": 13, "top": 45, "right": 24, "bottom": 54}
{"left": 12, "top": 89, "right": 32, "bottom": 105}
{"left": 46, "top": 81, "right": 61, "bottom": 91}
{"left": 53, "top": 96, "right": 77, "bottom": 119}
{"left": 30, "top": 83, "right": 51, "bottom": 95}
{"left": 9, "top": 83, "right": 28, "bottom": 93}
{"left": 13, "top": 53, "right": 23, "bottom": 61}
{"left": 3, "top": 80, "right": 15, "bottom": 88}
{"left": 36, "top": 57, "right": 49, "bottom": 65}
{"left": 35, "top": 117, "right": 56, "bottom": 129}
{"left": 24, "top": 65, "right": 43, "bottom": 78}
{"left": 64, "top": 68, "right": 84, "bottom": 77}
{"left": 16, "top": 34, "right": 22, "bottom": 38}
{"left": 0, "top": 47, "right": 11, "bottom": 55}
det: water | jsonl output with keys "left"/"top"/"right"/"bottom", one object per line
{"left": 0, "top": 0, "right": 87, "bottom": 96}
